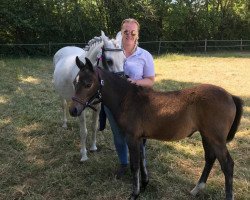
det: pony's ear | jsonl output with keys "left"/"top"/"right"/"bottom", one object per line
{"left": 101, "top": 30, "right": 109, "bottom": 47}
{"left": 75, "top": 56, "right": 85, "bottom": 70}
{"left": 101, "top": 30, "right": 106, "bottom": 38}
{"left": 115, "top": 31, "right": 122, "bottom": 48}
{"left": 85, "top": 58, "right": 94, "bottom": 72}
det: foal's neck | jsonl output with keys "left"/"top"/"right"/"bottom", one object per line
{"left": 101, "top": 70, "right": 131, "bottom": 115}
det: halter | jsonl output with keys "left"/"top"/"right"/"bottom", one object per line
{"left": 97, "top": 47, "right": 123, "bottom": 70}
{"left": 73, "top": 45, "right": 124, "bottom": 112}
{"left": 72, "top": 67, "right": 104, "bottom": 112}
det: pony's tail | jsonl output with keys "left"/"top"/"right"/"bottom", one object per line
{"left": 227, "top": 95, "right": 244, "bottom": 143}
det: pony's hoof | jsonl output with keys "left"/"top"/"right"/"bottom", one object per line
{"left": 62, "top": 123, "right": 67, "bottom": 129}
{"left": 90, "top": 145, "right": 97, "bottom": 152}
{"left": 80, "top": 156, "right": 89, "bottom": 162}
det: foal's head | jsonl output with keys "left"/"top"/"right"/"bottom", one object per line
{"left": 69, "top": 57, "right": 100, "bottom": 117}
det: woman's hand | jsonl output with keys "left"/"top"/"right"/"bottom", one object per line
{"left": 128, "top": 78, "right": 137, "bottom": 85}
{"left": 128, "top": 77, "right": 155, "bottom": 88}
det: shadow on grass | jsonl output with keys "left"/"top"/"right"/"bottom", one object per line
{"left": 154, "top": 78, "right": 199, "bottom": 91}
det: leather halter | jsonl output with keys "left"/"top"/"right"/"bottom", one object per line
{"left": 71, "top": 67, "right": 104, "bottom": 112}
{"left": 72, "top": 46, "right": 125, "bottom": 112}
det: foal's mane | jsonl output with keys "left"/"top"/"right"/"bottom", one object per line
{"left": 101, "top": 68, "right": 189, "bottom": 104}
{"left": 102, "top": 68, "right": 152, "bottom": 97}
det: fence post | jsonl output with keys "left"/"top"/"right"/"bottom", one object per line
{"left": 204, "top": 39, "right": 207, "bottom": 53}
{"left": 49, "top": 42, "right": 51, "bottom": 56}
{"left": 158, "top": 41, "right": 161, "bottom": 55}
{"left": 240, "top": 38, "right": 243, "bottom": 51}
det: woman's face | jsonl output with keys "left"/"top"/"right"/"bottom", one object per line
{"left": 121, "top": 22, "right": 139, "bottom": 46}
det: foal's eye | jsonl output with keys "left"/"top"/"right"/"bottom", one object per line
{"left": 106, "top": 59, "right": 113, "bottom": 66}
{"left": 84, "top": 83, "right": 92, "bottom": 88}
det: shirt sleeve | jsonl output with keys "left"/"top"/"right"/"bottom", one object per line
{"left": 143, "top": 51, "right": 155, "bottom": 78}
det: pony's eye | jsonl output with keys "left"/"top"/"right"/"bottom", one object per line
{"left": 106, "top": 59, "right": 113, "bottom": 66}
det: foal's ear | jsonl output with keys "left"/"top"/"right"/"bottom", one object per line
{"left": 85, "top": 58, "right": 94, "bottom": 72}
{"left": 75, "top": 56, "right": 85, "bottom": 70}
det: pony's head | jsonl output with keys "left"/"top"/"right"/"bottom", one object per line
{"left": 85, "top": 31, "right": 125, "bottom": 73}
{"left": 69, "top": 57, "right": 100, "bottom": 117}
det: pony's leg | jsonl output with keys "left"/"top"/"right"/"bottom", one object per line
{"left": 214, "top": 145, "right": 234, "bottom": 200}
{"left": 190, "top": 136, "right": 216, "bottom": 196}
{"left": 127, "top": 136, "right": 141, "bottom": 200}
{"left": 62, "top": 99, "right": 68, "bottom": 128}
{"left": 90, "top": 104, "right": 101, "bottom": 152}
{"left": 140, "top": 139, "right": 149, "bottom": 191}
{"left": 78, "top": 111, "right": 88, "bottom": 162}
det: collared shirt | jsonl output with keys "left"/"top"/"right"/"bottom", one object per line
{"left": 123, "top": 47, "right": 155, "bottom": 80}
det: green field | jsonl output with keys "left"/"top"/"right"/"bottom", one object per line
{"left": 0, "top": 53, "right": 249, "bottom": 200}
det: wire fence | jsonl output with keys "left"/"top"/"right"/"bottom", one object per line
{"left": 1, "top": 39, "right": 250, "bottom": 57}
{"left": 140, "top": 39, "right": 250, "bottom": 55}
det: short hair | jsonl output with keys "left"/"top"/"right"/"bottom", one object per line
{"left": 121, "top": 18, "right": 140, "bottom": 31}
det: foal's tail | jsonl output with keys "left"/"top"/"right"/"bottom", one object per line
{"left": 227, "top": 95, "right": 244, "bottom": 142}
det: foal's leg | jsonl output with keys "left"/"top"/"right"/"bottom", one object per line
{"left": 90, "top": 104, "right": 101, "bottom": 152}
{"left": 127, "top": 136, "right": 141, "bottom": 200}
{"left": 191, "top": 136, "right": 216, "bottom": 196}
{"left": 140, "top": 139, "right": 149, "bottom": 191}
{"left": 213, "top": 144, "right": 234, "bottom": 200}
{"left": 78, "top": 111, "right": 88, "bottom": 161}
{"left": 62, "top": 99, "right": 68, "bottom": 128}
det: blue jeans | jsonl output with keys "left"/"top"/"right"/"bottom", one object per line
{"left": 104, "top": 106, "right": 147, "bottom": 165}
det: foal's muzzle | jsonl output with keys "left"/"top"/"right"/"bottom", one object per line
{"left": 69, "top": 102, "right": 84, "bottom": 117}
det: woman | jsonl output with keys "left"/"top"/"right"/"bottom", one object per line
{"left": 105, "top": 18, "right": 155, "bottom": 178}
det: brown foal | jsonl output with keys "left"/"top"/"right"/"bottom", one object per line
{"left": 69, "top": 57, "right": 243, "bottom": 200}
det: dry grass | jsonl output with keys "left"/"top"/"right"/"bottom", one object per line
{"left": 0, "top": 53, "right": 249, "bottom": 200}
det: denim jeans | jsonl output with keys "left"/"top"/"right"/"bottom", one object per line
{"left": 104, "top": 106, "right": 147, "bottom": 166}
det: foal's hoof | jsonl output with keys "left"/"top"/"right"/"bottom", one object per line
{"left": 141, "top": 180, "right": 149, "bottom": 192}
{"left": 190, "top": 182, "right": 206, "bottom": 196}
{"left": 226, "top": 193, "right": 234, "bottom": 200}
{"left": 128, "top": 194, "right": 139, "bottom": 200}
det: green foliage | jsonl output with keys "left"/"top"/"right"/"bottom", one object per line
{"left": 0, "top": 0, "right": 249, "bottom": 55}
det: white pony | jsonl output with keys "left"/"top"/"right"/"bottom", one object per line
{"left": 53, "top": 31, "right": 125, "bottom": 161}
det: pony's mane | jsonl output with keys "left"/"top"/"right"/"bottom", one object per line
{"left": 84, "top": 36, "right": 120, "bottom": 51}
{"left": 83, "top": 36, "right": 103, "bottom": 51}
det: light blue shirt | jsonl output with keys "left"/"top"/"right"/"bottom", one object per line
{"left": 124, "top": 47, "right": 155, "bottom": 80}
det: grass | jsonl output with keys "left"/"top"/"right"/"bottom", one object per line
{"left": 0, "top": 52, "right": 249, "bottom": 200}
